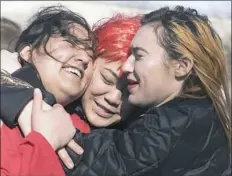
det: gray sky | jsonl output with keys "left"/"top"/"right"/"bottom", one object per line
{"left": 101, "top": 1, "right": 231, "bottom": 19}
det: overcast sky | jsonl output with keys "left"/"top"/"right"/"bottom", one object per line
{"left": 102, "top": 1, "right": 231, "bottom": 19}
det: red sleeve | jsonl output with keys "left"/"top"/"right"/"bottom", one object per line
{"left": 1, "top": 130, "right": 65, "bottom": 176}
{"left": 70, "top": 113, "right": 91, "bottom": 133}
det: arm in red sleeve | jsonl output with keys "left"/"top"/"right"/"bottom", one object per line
{"left": 1, "top": 125, "right": 65, "bottom": 176}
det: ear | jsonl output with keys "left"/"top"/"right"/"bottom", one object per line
{"left": 19, "top": 45, "right": 32, "bottom": 62}
{"left": 174, "top": 58, "right": 193, "bottom": 79}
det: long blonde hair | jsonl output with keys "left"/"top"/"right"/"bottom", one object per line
{"left": 173, "top": 19, "right": 231, "bottom": 149}
{"left": 141, "top": 6, "right": 231, "bottom": 149}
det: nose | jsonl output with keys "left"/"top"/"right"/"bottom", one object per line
{"left": 74, "top": 50, "right": 92, "bottom": 68}
{"left": 104, "top": 89, "right": 122, "bottom": 107}
{"left": 122, "top": 54, "right": 134, "bottom": 74}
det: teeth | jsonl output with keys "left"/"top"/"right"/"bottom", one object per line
{"left": 63, "top": 67, "right": 81, "bottom": 77}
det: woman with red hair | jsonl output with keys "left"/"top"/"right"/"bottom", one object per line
{"left": 80, "top": 14, "right": 142, "bottom": 128}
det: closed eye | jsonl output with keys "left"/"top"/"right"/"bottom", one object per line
{"left": 101, "top": 74, "right": 114, "bottom": 86}
{"left": 134, "top": 53, "right": 143, "bottom": 61}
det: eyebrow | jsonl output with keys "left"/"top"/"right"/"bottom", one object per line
{"left": 103, "top": 68, "right": 118, "bottom": 79}
{"left": 131, "top": 46, "right": 149, "bottom": 54}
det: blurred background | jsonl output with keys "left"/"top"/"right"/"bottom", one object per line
{"left": 1, "top": 1, "right": 231, "bottom": 78}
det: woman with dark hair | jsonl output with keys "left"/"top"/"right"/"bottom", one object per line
{"left": 1, "top": 5, "right": 96, "bottom": 176}
{"left": 1, "top": 5, "right": 96, "bottom": 127}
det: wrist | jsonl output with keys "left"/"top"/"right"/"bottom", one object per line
{"left": 34, "top": 130, "right": 59, "bottom": 150}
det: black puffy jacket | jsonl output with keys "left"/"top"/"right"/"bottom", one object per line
{"left": 64, "top": 97, "right": 230, "bottom": 176}
{"left": 1, "top": 69, "right": 230, "bottom": 176}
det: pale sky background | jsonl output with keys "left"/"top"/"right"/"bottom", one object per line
{"left": 1, "top": 1, "right": 231, "bottom": 44}
{"left": 1, "top": 1, "right": 231, "bottom": 23}
{"left": 103, "top": 1, "right": 231, "bottom": 19}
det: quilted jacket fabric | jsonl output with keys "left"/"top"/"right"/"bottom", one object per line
{"left": 66, "top": 97, "right": 230, "bottom": 176}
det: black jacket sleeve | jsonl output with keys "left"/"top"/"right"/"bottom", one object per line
{"left": 1, "top": 70, "right": 34, "bottom": 127}
{"left": 1, "top": 85, "right": 34, "bottom": 128}
{"left": 1, "top": 67, "right": 56, "bottom": 128}
{"left": 65, "top": 109, "right": 181, "bottom": 176}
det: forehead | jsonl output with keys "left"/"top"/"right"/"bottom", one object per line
{"left": 68, "top": 23, "right": 89, "bottom": 39}
{"left": 95, "top": 58, "right": 121, "bottom": 74}
{"left": 131, "top": 25, "right": 157, "bottom": 48}
{"left": 43, "top": 23, "right": 92, "bottom": 52}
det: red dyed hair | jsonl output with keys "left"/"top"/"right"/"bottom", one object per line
{"left": 92, "top": 14, "right": 142, "bottom": 65}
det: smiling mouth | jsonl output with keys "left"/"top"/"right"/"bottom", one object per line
{"left": 63, "top": 66, "right": 82, "bottom": 78}
{"left": 93, "top": 101, "right": 116, "bottom": 118}
{"left": 127, "top": 78, "right": 139, "bottom": 91}
{"left": 127, "top": 84, "right": 138, "bottom": 91}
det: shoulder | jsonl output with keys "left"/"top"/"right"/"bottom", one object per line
{"left": 1, "top": 69, "right": 33, "bottom": 88}
{"left": 139, "top": 97, "right": 216, "bottom": 136}
{"left": 148, "top": 97, "right": 215, "bottom": 122}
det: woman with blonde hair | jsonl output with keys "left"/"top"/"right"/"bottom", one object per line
{"left": 63, "top": 6, "right": 230, "bottom": 176}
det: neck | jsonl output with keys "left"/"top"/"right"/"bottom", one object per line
{"left": 156, "top": 89, "right": 182, "bottom": 107}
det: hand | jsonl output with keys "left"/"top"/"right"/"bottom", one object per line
{"left": 31, "top": 88, "right": 76, "bottom": 150}
{"left": 57, "top": 140, "right": 84, "bottom": 169}
{"left": 1, "top": 49, "right": 21, "bottom": 73}
{"left": 18, "top": 89, "right": 84, "bottom": 169}
{"left": 18, "top": 99, "right": 52, "bottom": 136}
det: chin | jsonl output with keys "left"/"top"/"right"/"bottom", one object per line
{"left": 87, "top": 114, "right": 108, "bottom": 127}
{"left": 129, "top": 96, "right": 146, "bottom": 108}
{"left": 58, "top": 99, "right": 71, "bottom": 106}
{"left": 87, "top": 117, "right": 103, "bottom": 127}
{"left": 57, "top": 94, "right": 79, "bottom": 106}
{"left": 68, "top": 90, "right": 84, "bottom": 100}
{"left": 128, "top": 95, "right": 138, "bottom": 105}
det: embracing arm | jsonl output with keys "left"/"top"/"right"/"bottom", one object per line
{"left": 67, "top": 111, "right": 176, "bottom": 176}
{"left": 1, "top": 89, "right": 77, "bottom": 176}
{"left": 1, "top": 128, "right": 65, "bottom": 176}
{"left": 1, "top": 69, "right": 87, "bottom": 169}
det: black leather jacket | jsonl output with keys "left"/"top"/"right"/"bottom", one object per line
{"left": 1, "top": 67, "right": 230, "bottom": 176}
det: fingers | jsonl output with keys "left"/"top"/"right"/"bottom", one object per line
{"left": 57, "top": 148, "right": 74, "bottom": 169}
{"left": 32, "top": 88, "right": 43, "bottom": 116}
{"left": 52, "top": 103, "right": 70, "bottom": 119}
{"left": 18, "top": 100, "right": 33, "bottom": 136}
{"left": 53, "top": 103, "right": 63, "bottom": 109}
{"left": 42, "top": 101, "right": 53, "bottom": 111}
{"left": 67, "top": 139, "right": 84, "bottom": 155}
{"left": 53, "top": 104, "right": 66, "bottom": 112}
